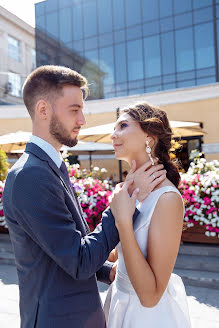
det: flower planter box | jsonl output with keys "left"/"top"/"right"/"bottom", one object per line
{"left": 0, "top": 225, "right": 8, "bottom": 233}
{"left": 182, "top": 224, "right": 219, "bottom": 244}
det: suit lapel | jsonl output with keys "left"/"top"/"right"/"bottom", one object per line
{"left": 25, "top": 143, "right": 89, "bottom": 235}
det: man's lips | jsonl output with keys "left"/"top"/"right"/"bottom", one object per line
{"left": 113, "top": 144, "right": 122, "bottom": 149}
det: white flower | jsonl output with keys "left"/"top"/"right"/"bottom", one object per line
{"left": 93, "top": 167, "right": 99, "bottom": 171}
{"left": 101, "top": 168, "right": 107, "bottom": 173}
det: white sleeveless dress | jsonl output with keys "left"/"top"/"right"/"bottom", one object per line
{"left": 104, "top": 186, "right": 191, "bottom": 328}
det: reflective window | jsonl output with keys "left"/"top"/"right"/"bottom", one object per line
{"left": 163, "top": 82, "right": 176, "bottom": 90}
{"left": 177, "top": 70, "right": 195, "bottom": 80}
{"left": 113, "top": 0, "right": 125, "bottom": 30}
{"left": 8, "top": 36, "right": 20, "bottom": 61}
{"left": 99, "top": 46, "right": 115, "bottom": 86}
{"left": 85, "top": 37, "right": 98, "bottom": 50}
{"left": 59, "top": 0, "right": 73, "bottom": 8}
{"left": 160, "top": 17, "right": 174, "bottom": 33}
{"left": 115, "top": 43, "right": 127, "bottom": 83}
{"left": 177, "top": 80, "right": 196, "bottom": 87}
{"left": 128, "top": 80, "right": 144, "bottom": 89}
{"left": 193, "top": 0, "right": 212, "bottom": 9}
{"left": 194, "top": 23, "right": 214, "bottom": 69}
{"left": 174, "top": 0, "right": 192, "bottom": 14}
{"left": 146, "top": 85, "right": 162, "bottom": 92}
{"left": 98, "top": 0, "right": 112, "bottom": 34}
{"left": 60, "top": 8, "right": 72, "bottom": 44}
{"left": 72, "top": 3, "right": 83, "bottom": 40}
{"left": 127, "top": 39, "right": 144, "bottom": 81}
{"left": 174, "top": 12, "right": 192, "bottom": 28}
{"left": 217, "top": 5, "right": 219, "bottom": 18}
{"left": 161, "top": 32, "right": 175, "bottom": 74}
{"left": 36, "top": 15, "right": 45, "bottom": 31}
{"left": 85, "top": 49, "right": 99, "bottom": 66}
{"left": 114, "top": 30, "right": 125, "bottom": 43}
{"left": 32, "top": 49, "right": 36, "bottom": 69}
{"left": 45, "top": 0, "right": 58, "bottom": 12}
{"left": 72, "top": 40, "right": 83, "bottom": 53}
{"left": 8, "top": 72, "right": 21, "bottom": 97}
{"left": 125, "top": 0, "right": 141, "bottom": 27}
{"left": 142, "top": 0, "right": 159, "bottom": 22}
{"left": 46, "top": 12, "right": 59, "bottom": 40}
{"left": 159, "top": 0, "right": 173, "bottom": 18}
{"left": 193, "top": 7, "right": 213, "bottom": 24}
{"left": 99, "top": 33, "right": 113, "bottom": 47}
{"left": 163, "top": 74, "right": 176, "bottom": 83}
{"left": 143, "top": 21, "right": 159, "bottom": 36}
{"left": 196, "top": 76, "right": 215, "bottom": 85}
{"left": 196, "top": 67, "right": 215, "bottom": 78}
{"left": 128, "top": 87, "right": 144, "bottom": 95}
{"left": 144, "top": 35, "right": 161, "bottom": 77}
{"left": 175, "top": 28, "right": 195, "bottom": 72}
{"left": 35, "top": 1, "right": 45, "bottom": 16}
{"left": 126, "top": 25, "right": 142, "bottom": 41}
{"left": 83, "top": 1, "right": 97, "bottom": 37}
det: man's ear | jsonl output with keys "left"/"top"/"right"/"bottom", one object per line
{"left": 35, "top": 99, "right": 50, "bottom": 120}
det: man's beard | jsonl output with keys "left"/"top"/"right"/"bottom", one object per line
{"left": 49, "top": 112, "right": 78, "bottom": 147}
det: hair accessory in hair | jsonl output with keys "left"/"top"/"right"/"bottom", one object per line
{"left": 146, "top": 140, "right": 154, "bottom": 165}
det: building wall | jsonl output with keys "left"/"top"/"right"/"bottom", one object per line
{"left": 0, "top": 6, "right": 35, "bottom": 105}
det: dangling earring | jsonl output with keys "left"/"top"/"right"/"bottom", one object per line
{"left": 146, "top": 140, "right": 154, "bottom": 165}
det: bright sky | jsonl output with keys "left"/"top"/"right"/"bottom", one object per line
{"left": 0, "top": 0, "right": 44, "bottom": 27}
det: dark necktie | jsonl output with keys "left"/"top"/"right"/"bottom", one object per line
{"left": 60, "top": 161, "right": 90, "bottom": 234}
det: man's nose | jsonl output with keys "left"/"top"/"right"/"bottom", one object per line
{"left": 77, "top": 112, "right": 86, "bottom": 126}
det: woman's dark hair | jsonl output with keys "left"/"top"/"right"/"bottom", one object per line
{"left": 122, "top": 102, "right": 180, "bottom": 188}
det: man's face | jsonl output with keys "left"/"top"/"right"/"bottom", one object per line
{"left": 49, "top": 85, "right": 86, "bottom": 147}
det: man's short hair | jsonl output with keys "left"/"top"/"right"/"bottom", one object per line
{"left": 22, "top": 65, "right": 89, "bottom": 118}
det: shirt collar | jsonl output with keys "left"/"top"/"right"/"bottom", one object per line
{"left": 29, "top": 135, "right": 63, "bottom": 168}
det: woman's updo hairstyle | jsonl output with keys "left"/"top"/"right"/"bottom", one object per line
{"left": 122, "top": 102, "right": 180, "bottom": 188}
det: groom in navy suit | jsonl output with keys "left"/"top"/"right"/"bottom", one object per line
{"left": 3, "top": 65, "right": 165, "bottom": 328}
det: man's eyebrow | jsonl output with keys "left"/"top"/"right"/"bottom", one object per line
{"left": 68, "top": 104, "right": 82, "bottom": 108}
{"left": 114, "top": 120, "right": 128, "bottom": 130}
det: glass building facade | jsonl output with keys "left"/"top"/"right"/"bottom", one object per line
{"left": 35, "top": 0, "right": 219, "bottom": 100}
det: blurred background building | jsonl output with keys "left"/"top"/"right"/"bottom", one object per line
{"left": 0, "top": 5, "right": 35, "bottom": 105}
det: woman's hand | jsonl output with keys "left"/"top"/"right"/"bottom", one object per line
{"left": 109, "top": 180, "right": 139, "bottom": 230}
{"left": 126, "top": 160, "right": 166, "bottom": 201}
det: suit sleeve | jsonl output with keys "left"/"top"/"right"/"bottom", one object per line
{"left": 12, "top": 166, "right": 139, "bottom": 281}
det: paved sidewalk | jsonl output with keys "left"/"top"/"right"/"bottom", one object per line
{"left": 1, "top": 264, "right": 219, "bottom": 328}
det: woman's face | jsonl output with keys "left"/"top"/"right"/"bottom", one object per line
{"left": 111, "top": 113, "right": 148, "bottom": 162}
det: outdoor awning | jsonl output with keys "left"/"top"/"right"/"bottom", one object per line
{"left": 78, "top": 121, "right": 205, "bottom": 143}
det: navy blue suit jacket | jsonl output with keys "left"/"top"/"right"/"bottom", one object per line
{"left": 3, "top": 143, "right": 139, "bottom": 328}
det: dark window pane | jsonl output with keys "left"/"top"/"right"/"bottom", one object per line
{"left": 196, "top": 67, "right": 215, "bottom": 78}
{"left": 83, "top": 1, "right": 97, "bottom": 37}
{"left": 126, "top": 25, "right": 142, "bottom": 40}
{"left": 128, "top": 88, "right": 144, "bottom": 95}
{"left": 113, "top": 0, "right": 125, "bottom": 30}
{"left": 46, "top": 0, "right": 58, "bottom": 12}
{"left": 143, "top": 21, "right": 159, "bottom": 36}
{"left": 177, "top": 70, "right": 195, "bottom": 80}
{"left": 161, "top": 32, "right": 175, "bottom": 74}
{"left": 174, "top": 0, "right": 192, "bottom": 14}
{"left": 127, "top": 39, "right": 144, "bottom": 80}
{"left": 59, "top": 0, "right": 73, "bottom": 8}
{"left": 35, "top": 2, "right": 45, "bottom": 16}
{"left": 72, "top": 40, "right": 83, "bottom": 53}
{"left": 193, "top": 0, "right": 212, "bottom": 9}
{"left": 115, "top": 43, "right": 127, "bottom": 83}
{"left": 36, "top": 15, "right": 46, "bottom": 31}
{"left": 175, "top": 28, "right": 194, "bottom": 71}
{"left": 144, "top": 35, "right": 161, "bottom": 78}
{"left": 174, "top": 12, "right": 192, "bottom": 29}
{"left": 142, "top": 0, "right": 159, "bottom": 22}
{"left": 73, "top": 3, "right": 83, "bottom": 40}
{"left": 196, "top": 76, "right": 215, "bottom": 85}
{"left": 163, "top": 82, "right": 176, "bottom": 90}
{"left": 98, "top": 0, "right": 112, "bottom": 34}
{"left": 163, "top": 74, "right": 176, "bottom": 83}
{"left": 99, "top": 46, "right": 115, "bottom": 87}
{"left": 160, "top": 17, "right": 174, "bottom": 33}
{"left": 114, "top": 30, "right": 125, "bottom": 43}
{"left": 99, "top": 33, "right": 113, "bottom": 47}
{"left": 126, "top": 0, "right": 141, "bottom": 27}
{"left": 177, "top": 80, "right": 195, "bottom": 87}
{"left": 46, "top": 12, "right": 59, "bottom": 40}
{"left": 85, "top": 37, "right": 98, "bottom": 50}
{"left": 195, "top": 23, "right": 214, "bottom": 69}
{"left": 159, "top": 0, "right": 173, "bottom": 18}
{"left": 60, "top": 8, "right": 72, "bottom": 44}
{"left": 193, "top": 7, "right": 213, "bottom": 24}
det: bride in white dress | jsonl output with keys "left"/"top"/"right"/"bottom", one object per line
{"left": 104, "top": 102, "right": 191, "bottom": 328}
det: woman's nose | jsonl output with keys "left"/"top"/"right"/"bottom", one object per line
{"left": 110, "top": 131, "right": 118, "bottom": 140}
